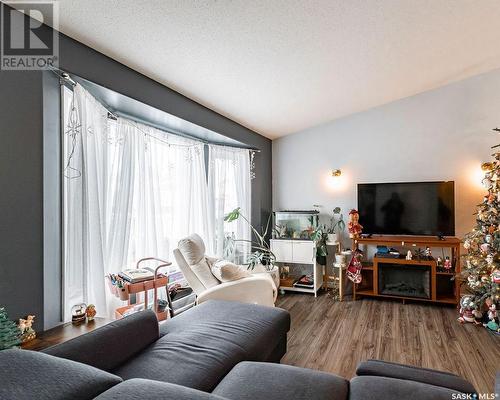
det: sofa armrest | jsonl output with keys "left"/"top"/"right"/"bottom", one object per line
{"left": 356, "top": 360, "right": 476, "bottom": 394}
{"left": 42, "top": 310, "right": 159, "bottom": 371}
{"left": 197, "top": 276, "right": 275, "bottom": 307}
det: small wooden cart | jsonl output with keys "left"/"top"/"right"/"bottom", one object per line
{"left": 114, "top": 258, "right": 174, "bottom": 321}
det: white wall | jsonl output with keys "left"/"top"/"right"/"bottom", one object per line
{"left": 273, "top": 68, "right": 500, "bottom": 244}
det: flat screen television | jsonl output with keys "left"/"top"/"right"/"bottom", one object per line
{"left": 357, "top": 181, "right": 455, "bottom": 236}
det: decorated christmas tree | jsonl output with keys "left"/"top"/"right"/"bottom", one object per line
{"left": 0, "top": 307, "right": 21, "bottom": 350}
{"left": 459, "top": 131, "right": 500, "bottom": 333}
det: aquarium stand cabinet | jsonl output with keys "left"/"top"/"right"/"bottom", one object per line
{"left": 270, "top": 239, "right": 323, "bottom": 296}
{"left": 352, "top": 235, "right": 461, "bottom": 305}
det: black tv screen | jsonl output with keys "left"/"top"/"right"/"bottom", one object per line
{"left": 357, "top": 181, "right": 455, "bottom": 236}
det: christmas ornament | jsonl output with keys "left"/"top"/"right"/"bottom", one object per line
{"left": 480, "top": 243, "right": 490, "bottom": 253}
{"left": 482, "top": 162, "right": 495, "bottom": 171}
{"left": 492, "top": 270, "right": 500, "bottom": 284}
{"left": 486, "top": 254, "right": 494, "bottom": 265}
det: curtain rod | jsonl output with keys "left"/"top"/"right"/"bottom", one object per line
{"left": 52, "top": 67, "right": 262, "bottom": 153}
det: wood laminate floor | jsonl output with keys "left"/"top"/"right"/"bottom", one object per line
{"left": 277, "top": 292, "right": 500, "bottom": 393}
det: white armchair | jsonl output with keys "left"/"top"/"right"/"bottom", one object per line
{"left": 173, "top": 234, "right": 276, "bottom": 307}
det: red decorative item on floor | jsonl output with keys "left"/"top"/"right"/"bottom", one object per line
{"left": 347, "top": 250, "right": 363, "bottom": 283}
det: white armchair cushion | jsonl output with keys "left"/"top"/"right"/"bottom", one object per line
{"left": 190, "top": 258, "right": 220, "bottom": 289}
{"left": 211, "top": 260, "right": 251, "bottom": 282}
{"left": 177, "top": 233, "right": 206, "bottom": 265}
{"left": 197, "top": 275, "right": 275, "bottom": 307}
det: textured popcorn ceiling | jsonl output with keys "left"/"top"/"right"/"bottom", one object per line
{"left": 34, "top": 1, "right": 500, "bottom": 138}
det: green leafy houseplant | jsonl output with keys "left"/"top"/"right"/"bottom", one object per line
{"left": 311, "top": 227, "right": 328, "bottom": 265}
{"left": 313, "top": 208, "right": 346, "bottom": 265}
{"left": 224, "top": 208, "right": 276, "bottom": 271}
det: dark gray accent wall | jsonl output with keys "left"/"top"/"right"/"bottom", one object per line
{"left": 0, "top": 5, "right": 271, "bottom": 331}
{"left": 0, "top": 70, "right": 44, "bottom": 331}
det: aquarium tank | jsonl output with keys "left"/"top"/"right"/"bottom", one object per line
{"left": 273, "top": 210, "right": 319, "bottom": 240}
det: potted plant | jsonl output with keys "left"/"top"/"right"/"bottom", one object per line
{"left": 311, "top": 226, "right": 328, "bottom": 266}
{"left": 327, "top": 207, "right": 345, "bottom": 245}
{"left": 224, "top": 208, "right": 280, "bottom": 289}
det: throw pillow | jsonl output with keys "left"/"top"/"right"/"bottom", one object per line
{"left": 178, "top": 234, "right": 206, "bottom": 265}
{"left": 191, "top": 258, "right": 220, "bottom": 289}
{"left": 211, "top": 260, "right": 251, "bottom": 282}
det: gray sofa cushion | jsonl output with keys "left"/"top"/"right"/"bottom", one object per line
{"left": 43, "top": 310, "right": 159, "bottom": 371}
{"left": 0, "top": 349, "right": 122, "bottom": 400}
{"left": 356, "top": 359, "right": 476, "bottom": 394}
{"left": 113, "top": 300, "right": 290, "bottom": 392}
{"left": 349, "top": 376, "right": 462, "bottom": 400}
{"left": 213, "top": 361, "right": 349, "bottom": 400}
{"left": 94, "top": 378, "right": 227, "bottom": 400}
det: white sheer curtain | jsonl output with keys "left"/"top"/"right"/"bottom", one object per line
{"left": 63, "top": 84, "right": 109, "bottom": 320}
{"left": 208, "top": 145, "right": 251, "bottom": 262}
{"left": 63, "top": 84, "right": 211, "bottom": 319}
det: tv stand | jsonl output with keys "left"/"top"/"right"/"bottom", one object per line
{"left": 352, "top": 235, "right": 460, "bottom": 305}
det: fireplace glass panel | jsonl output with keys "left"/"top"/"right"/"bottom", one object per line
{"left": 378, "top": 263, "right": 431, "bottom": 299}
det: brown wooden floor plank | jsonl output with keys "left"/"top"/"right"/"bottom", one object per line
{"left": 277, "top": 292, "right": 499, "bottom": 393}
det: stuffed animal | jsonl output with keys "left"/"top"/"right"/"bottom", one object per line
{"left": 473, "top": 309, "right": 483, "bottom": 325}
{"left": 485, "top": 304, "right": 499, "bottom": 332}
{"left": 458, "top": 296, "right": 475, "bottom": 323}
{"left": 348, "top": 209, "right": 363, "bottom": 239}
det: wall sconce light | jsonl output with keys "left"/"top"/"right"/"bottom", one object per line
{"left": 331, "top": 169, "right": 342, "bottom": 177}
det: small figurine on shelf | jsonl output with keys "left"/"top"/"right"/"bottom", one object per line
{"left": 347, "top": 209, "right": 363, "bottom": 239}
{"left": 436, "top": 256, "right": 443, "bottom": 268}
{"left": 424, "top": 246, "right": 432, "bottom": 258}
{"left": 405, "top": 250, "right": 412, "bottom": 261}
{"left": 443, "top": 256, "right": 452, "bottom": 271}
{"left": 71, "top": 303, "right": 87, "bottom": 324}
{"left": 18, "top": 315, "right": 36, "bottom": 343}
{"left": 86, "top": 304, "right": 96, "bottom": 322}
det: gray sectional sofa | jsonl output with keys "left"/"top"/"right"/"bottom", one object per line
{"left": 0, "top": 300, "right": 476, "bottom": 399}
